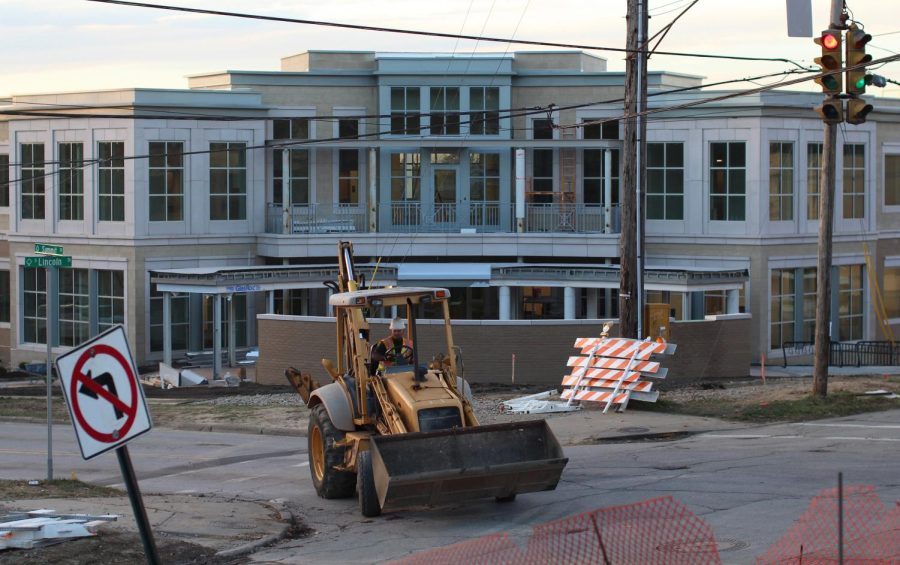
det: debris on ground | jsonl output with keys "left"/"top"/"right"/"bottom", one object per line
{"left": 0, "top": 510, "right": 117, "bottom": 550}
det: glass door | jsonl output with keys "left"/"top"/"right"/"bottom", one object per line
{"left": 432, "top": 167, "right": 458, "bottom": 225}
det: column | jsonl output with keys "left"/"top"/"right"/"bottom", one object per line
{"left": 163, "top": 292, "right": 172, "bottom": 366}
{"left": 586, "top": 288, "right": 599, "bottom": 319}
{"left": 281, "top": 149, "right": 291, "bottom": 234}
{"left": 213, "top": 294, "right": 222, "bottom": 379}
{"left": 726, "top": 288, "right": 740, "bottom": 314}
{"left": 499, "top": 286, "right": 511, "bottom": 320}
{"left": 227, "top": 294, "right": 236, "bottom": 368}
{"left": 564, "top": 287, "right": 576, "bottom": 320}
{"left": 266, "top": 290, "right": 275, "bottom": 314}
{"left": 326, "top": 288, "right": 334, "bottom": 317}
{"left": 368, "top": 147, "right": 377, "bottom": 232}
{"left": 515, "top": 148, "right": 525, "bottom": 233}
{"left": 604, "top": 149, "right": 613, "bottom": 233}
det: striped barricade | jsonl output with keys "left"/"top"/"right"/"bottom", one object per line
{"left": 563, "top": 336, "right": 676, "bottom": 413}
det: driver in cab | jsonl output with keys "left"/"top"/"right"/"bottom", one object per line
{"left": 373, "top": 317, "right": 414, "bottom": 371}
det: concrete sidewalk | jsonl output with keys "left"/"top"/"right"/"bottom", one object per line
{"left": 752, "top": 364, "right": 900, "bottom": 378}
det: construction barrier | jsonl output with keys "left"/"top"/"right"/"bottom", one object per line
{"left": 391, "top": 496, "right": 721, "bottom": 565}
{"left": 757, "top": 485, "right": 900, "bottom": 564}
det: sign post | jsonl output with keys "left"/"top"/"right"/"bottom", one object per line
{"left": 28, "top": 243, "right": 71, "bottom": 481}
{"left": 55, "top": 325, "right": 159, "bottom": 564}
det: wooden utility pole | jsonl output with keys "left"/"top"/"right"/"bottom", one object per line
{"left": 813, "top": 0, "right": 846, "bottom": 397}
{"left": 620, "top": 0, "right": 641, "bottom": 338}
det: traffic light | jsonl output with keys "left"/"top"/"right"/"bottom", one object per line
{"left": 846, "top": 23, "right": 872, "bottom": 96}
{"left": 814, "top": 29, "right": 843, "bottom": 95}
{"left": 846, "top": 98, "right": 873, "bottom": 125}
{"left": 816, "top": 98, "right": 843, "bottom": 124}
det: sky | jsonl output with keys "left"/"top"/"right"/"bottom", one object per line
{"left": 2, "top": 0, "right": 900, "bottom": 98}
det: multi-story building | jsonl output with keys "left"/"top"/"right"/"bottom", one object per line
{"left": 0, "top": 50, "right": 897, "bottom": 370}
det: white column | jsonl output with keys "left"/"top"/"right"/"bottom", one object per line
{"left": 326, "top": 288, "right": 334, "bottom": 317}
{"left": 281, "top": 149, "right": 291, "bottom": 234}
{"left": 726, "top": 288, "right": 740, "bottom": 314}
{"left": 266, "top": 290, "right": 275, "bottom": 314}
{"left": 227, "top": 294, "right": 236, "bottom": 368}
{"left": 368, "top": 147, "right": 377, "bottom": 232}
{"left": 604, "top": 149, "right": 613, "bottom": 233}
{"left": 564, "top": 287, "right": 576, "bottom": 320}
{"left": 390, "top": 305, "right": 398, "bottom": 320}
{"left": 499, "top": 286, "right": 511, "bottom": 320}
{"left": 586, "top": 288, "right": 599, "bottom": 319}
{"left": 163, "top": 292, "right": 172, "bottom": 366}
{"left": 213, "top": 294, "right": 222, "bottom": 379}
{"left": 515, "top": 148, "right": 525, "bottom": 233}
{"left": 604, "top": 288, "right": 613, "bottom": 317}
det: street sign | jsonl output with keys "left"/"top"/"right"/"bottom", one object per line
{"left": 24, "top": 256, "right": 72, "bottom": 268}
{"left": 34, "top": 243, "right": 64, "bottom": 256}
{"left": 55, "top": 326, "right": 152, "bottom": 460}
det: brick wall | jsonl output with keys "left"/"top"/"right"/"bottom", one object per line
{"left": 256, "top": 314, "right": 752, "bottom": 388}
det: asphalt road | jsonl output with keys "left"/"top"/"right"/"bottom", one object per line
{"left": 2, "top": 410, "right": 899, "bottom": 564}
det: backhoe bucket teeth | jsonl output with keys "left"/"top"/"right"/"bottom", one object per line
{"left": 368, "top": 420, "right": 567, "bottom": 512}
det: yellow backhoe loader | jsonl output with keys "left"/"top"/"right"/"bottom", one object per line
{"left": 286, "top": 241, "right": 568, "bottom": 517}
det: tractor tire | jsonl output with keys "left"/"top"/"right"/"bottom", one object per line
{"left": 308, "top": 404, "right": 356, "bottom": 499}
{"left": 357, "top": 450, "right": 382, "bottom": 517}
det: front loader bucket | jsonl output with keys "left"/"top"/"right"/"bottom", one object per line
{"left": 368, "top": 420, "right": 568, "bottom": 513}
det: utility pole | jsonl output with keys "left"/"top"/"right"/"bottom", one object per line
{"left": 620, "top": 0, "right": 646, "bottom": 339}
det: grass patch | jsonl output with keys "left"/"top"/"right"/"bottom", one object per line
{"left": 661, "top": 392, "right": 899, "bottom": 423}
{"left": 0, "top": 479, "right": 122, "bottom": 500}
{"left": 0, "top": 397, "right": 70, "bottom": 423}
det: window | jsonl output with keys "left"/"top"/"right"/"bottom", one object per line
{"left": 98, "top": 142, "right": 125, "bottom": 222}
{"left": 469, "top": 87, "right": 499, "bottom": 135}
{"left": 647, "top": 143, "right": 684, "bottom": 220}
{"left": 273, "top": 149, "right": 309, "bottom": 205}
{"left": 801, "top": 267, "right": 817, "bottom": 340}
{"left": 582, "top": 119, "right": 619, "bottom": 140}
{"left": 58, "top": 142, "right": 84, "bottom": 221}
{"left": 148, "top": 141, "right": 183, "bottom": 222}
{"left": 839, "top": 264, "right": 863, "bottom": 340}
{"left": 338, "top": 118, "right": 358, "bottom": 139}
{"left": 470, "top": 152, "right": 500, "bottom": 226}
{"left": 150, "top": 285, "right": 189, "bottom": 352}
{"left": 429, "top": 87, "right": 460, "bottom": 135}
{"left": 58, "top": 268, "right": 89, "bottom": 347}
{"left": 390, "top": 153, "right": 421, "bottom": 201}
{"left": 887, "top": 155, "right": 900, "bottom": 206}
{"left": 710, "top": 142, "right": 746, "bottom": 221}
{"left": 0, "top": 271, "right": 9, "bottom": 323}
{"left": 771, "top": 268, "right": 795, "bottom": 349}
{"left": 843, "top": 144, "right": 865, "bottom": 219}
{"left": 390, "top": 87, "right": 420, "bottom": 135}
{"left": 807, "top": 143, "right": 822, "bottom": 220}
{"left": 533, "top": 118, "right": 554, "bottom": 140}
{"left": 583, "top": 149, "right": 620, "bottom": 206}
{"left": 23, "top": 267, "right": 46, "bottom": 344}
{"left": 97, "top": 270, "right": 124, "bottom": 333}
{"left": 0, "top": 154, "right": 8, "bottom": 207}
{"left": 21, "top": 143, "right": 45, "bottom": 220}
{"left": 338, "top": 149, "right": 359, "bottom": 205}
{"left": 769, "top": 142, "right": 793, "bottom": 221}
{"left": 209, "top": 142, "right": 247, "bottom": 221}
{"left": 885, "top": 266, "right": 900, "bottom": 319}
{"left": 532, "top": 149, "right": 554, "bottom": 202}
{"left": 273, "top": 118, "right": 309, "bottom": 140}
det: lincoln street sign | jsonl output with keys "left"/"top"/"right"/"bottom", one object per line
{"left": 34, "top": 243, "right": 65, "bottom": 256}
{"left": 24, "top": 256, "right": 72, "bottom": 268}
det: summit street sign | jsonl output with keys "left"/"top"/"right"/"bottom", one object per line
{"left": 34, "top": 243, "right": 64, "bottom": 256}
{"left": 24, "top": 256, "right": 72, "bottom": 268}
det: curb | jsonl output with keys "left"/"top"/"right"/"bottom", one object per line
{"left": 215, "top": 502, "right": 294, "bottom": 559}
{"left": 166, "top": 423, "right": 306, "bottom": 437}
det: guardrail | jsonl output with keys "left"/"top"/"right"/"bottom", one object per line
{"left": 781, "top": 340, "right": 900, "bottom": 368}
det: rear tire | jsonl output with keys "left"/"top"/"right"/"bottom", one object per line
{"left": 308, "top": 404, "right": 356, "bottom": 499}
{"left": 357, "top": 450, "right": 382, "bottom": 517}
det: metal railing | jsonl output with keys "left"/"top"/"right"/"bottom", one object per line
{"left": 266, "top": 203, "right": 367, "bottom": 234}
{"left": 781, "top": 340, "right": 900, "bottom": 368}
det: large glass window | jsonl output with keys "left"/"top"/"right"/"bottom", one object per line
{"left": 887, "top": 155, "right": 900, "bottom": 207}
{"left": 58, "top": 268, "right": 89, "bottom": 347}
{"left": 338, "top": 118, "right": 358, "bottom": 139}
{"left": 209, "top": 142, "right": 247, "bottom": 221}
{"left": 886, "top": 265, "right": 900, "bottom": 319}
{"left": 98, "top": 142, "right": 125, "bottom": 222}
{"left": 771, "top": 268, "right": 795, "bottom": 349}
{"left": 390, "top": 153, "right": 421, "bottom": 201}
{"left": 710, "top": 142, "right": 746, "bottom": 221}
{"left": 0, "top": 154, "right": 9, "bottom": 207}
{"left": 769, "top": 142, "right": 794, "bottom": 221}
{"left": 470, "top": 152, "right": 500, "bottom": 226}
{"left": 23, "top": 267, "right": 46, "bottom": 344}
{"left": 58, "top": 142, "right": 84, "bottom": 221}
{"left": 839, "top": 264, "right": 863, "bottom": 340}
{"left": 429, "top": 87, "right": 460, "bottom": 135}
{"left": 97, "top": 270, "right": 124, "bottom": 333}
{"left": 273, "top": 118, "right": 309, "bottom": 140}
{"left": 843, "top": 144, "right": 865, "bottom": 219}
{"left": 0, "top": 271, "right": 9, "bottom": 323}
{"left": 582, "top": 119, "right": 619, "bottom": 140}
{"left": 533, "top": 118, "right": 554, "bottom": 140}
{"left": 807, "top": 143, "right": 822, "bottom": 220}
{"left": 338, "top": 149, "right": 359, "bottom": 205}
{"left": 21, "top": 143, "right": 45, "bottom": 220}
{"left": 469, "top": 87, "right": 499, "bottom": 135}
{"left": 148, "top": 141, "right": 183, "bottom": 222}
{"left": 583, "top": 149, "right": 620, "bottom": 206}
{"left": 532, "top": 149, "right": 554, "bottom": 203}
{"left": 149, "top": 285, "right": 189, "bottom": 352}
{"left": 273, "top": 149, "right": 309, "bottom": 206}
{"left": 647, "top": 143, "right": 684, "bottom": 220}
{"left": 801, "top": 267, "right": 817, "bottom": 341}
{"left": 390, "top": 87, "right": 421, "bottom": 135}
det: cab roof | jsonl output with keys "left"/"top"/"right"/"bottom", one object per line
{"left": 329, "top": 287, "right": 450, "bottom": 308}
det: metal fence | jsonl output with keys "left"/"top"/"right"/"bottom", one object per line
{"left": 266, "top": 203, "right": 367, "bottom": 234}
{"left": 781, "top": 341, "right": 900, "bottom": 368}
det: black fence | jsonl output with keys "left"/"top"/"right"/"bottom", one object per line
{"left": 782, "top": 341, "right": 900, "bottom": 368}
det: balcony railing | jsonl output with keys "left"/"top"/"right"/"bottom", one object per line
{"left": 266, "top": 202, "right": 621, "bottom": 235}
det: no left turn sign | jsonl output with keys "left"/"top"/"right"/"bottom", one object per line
{"left": 56, "top": 326, "right": 152, "bottom": 460}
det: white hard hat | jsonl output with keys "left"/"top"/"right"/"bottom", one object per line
{"left": 389, "top": 317, "right": 406, "bottom": 331}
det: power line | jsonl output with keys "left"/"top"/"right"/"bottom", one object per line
{"left": 85, "top": 0, "right": 809, "bottom": 68}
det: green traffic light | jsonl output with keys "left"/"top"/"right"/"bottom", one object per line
{"left": 856, "top": 77, "right": 867, "bottom": 89}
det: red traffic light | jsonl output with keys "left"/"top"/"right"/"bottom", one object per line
{"left": 822, "top": 32, "right": 839, "bottom": 50}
